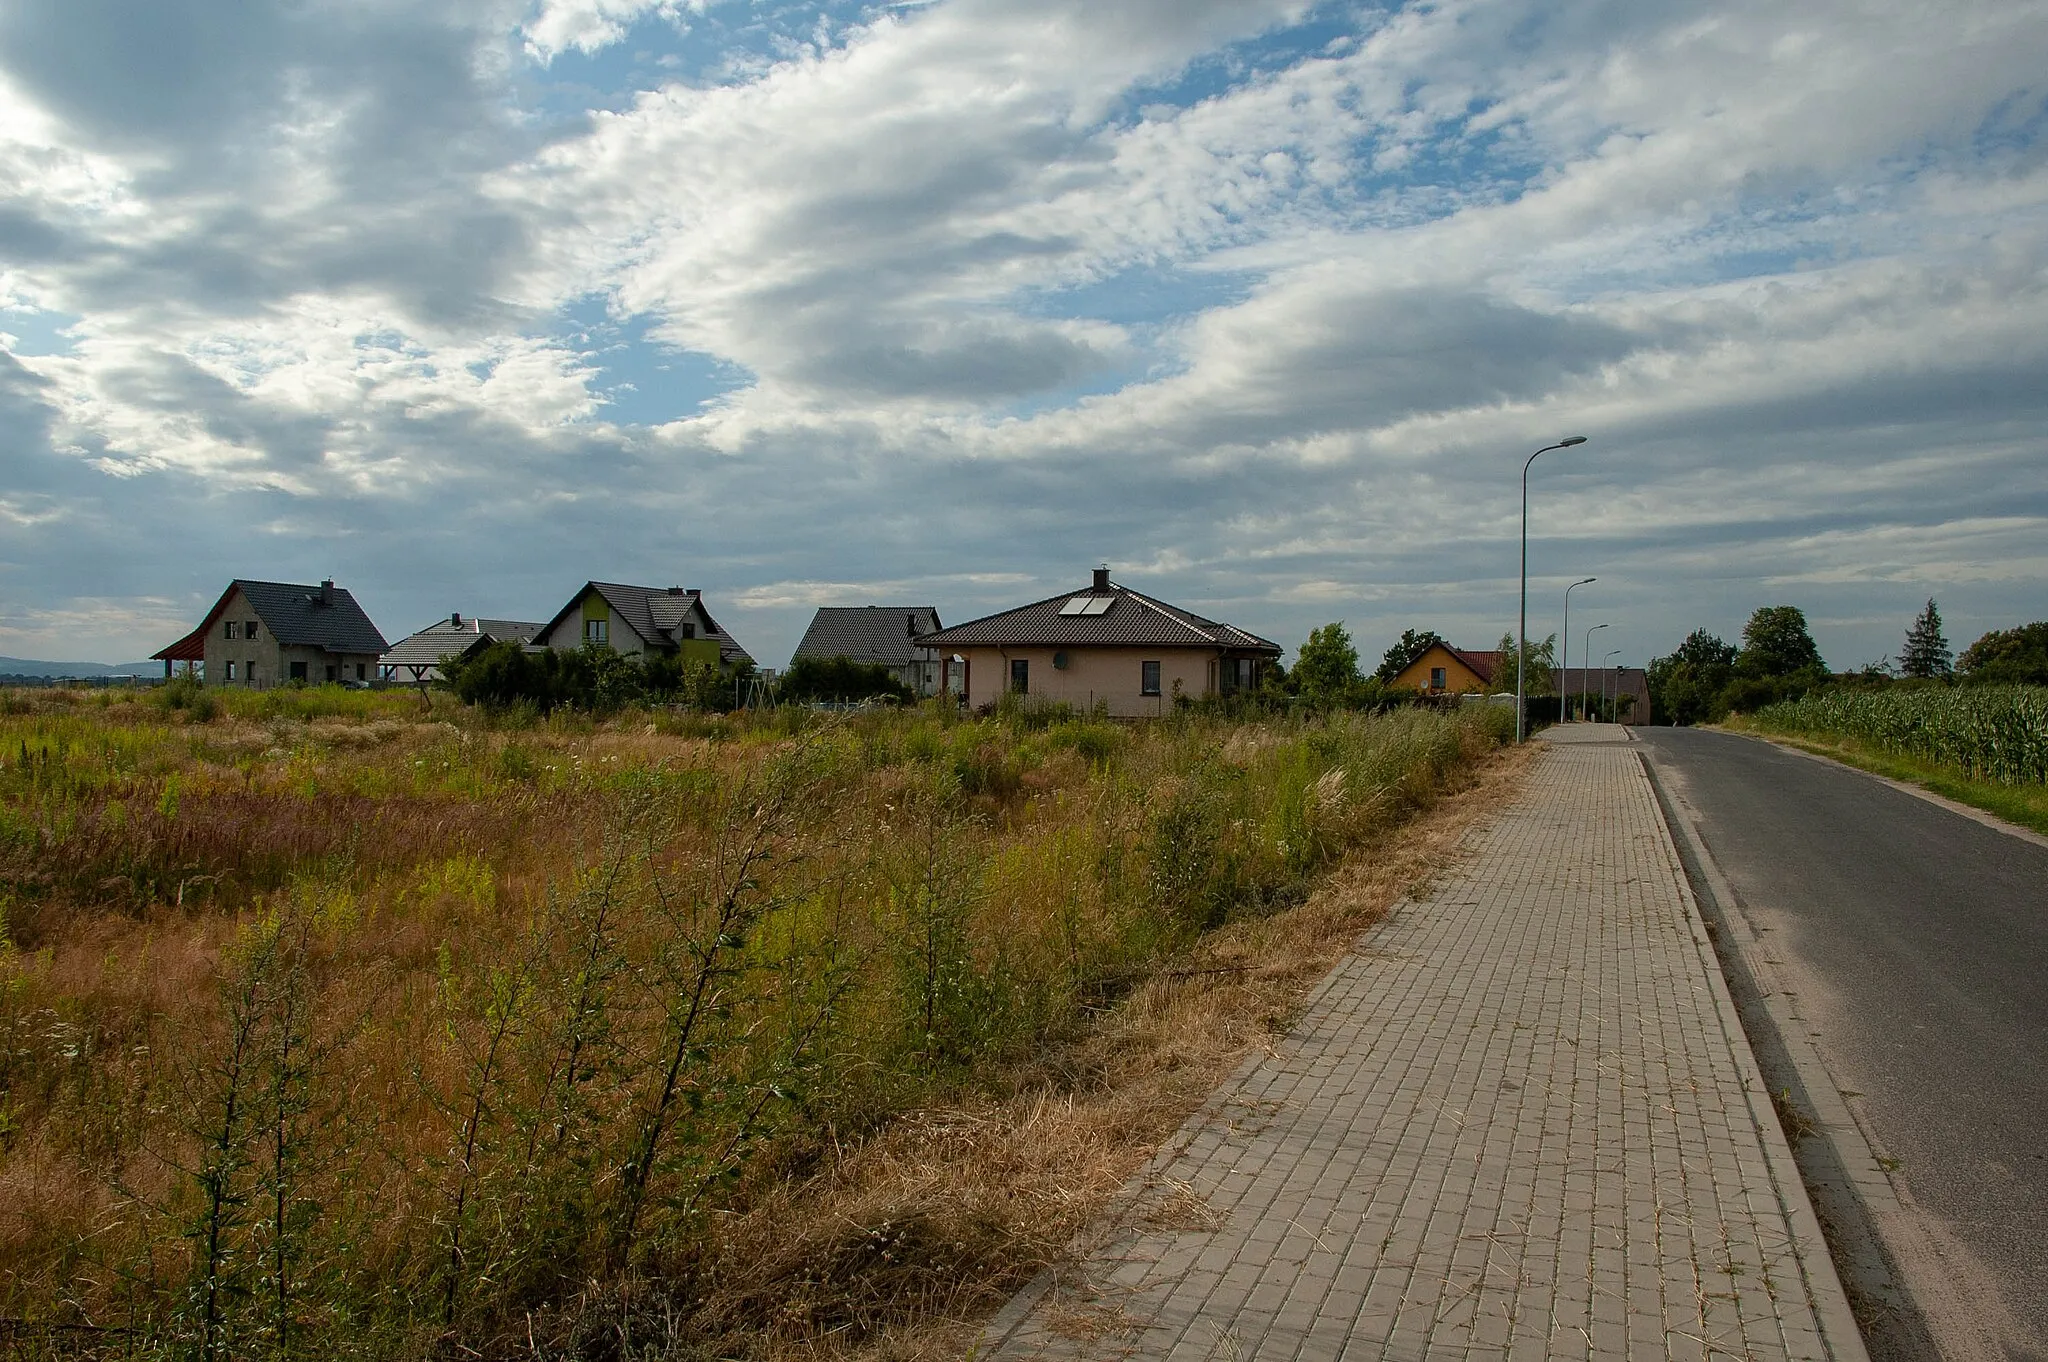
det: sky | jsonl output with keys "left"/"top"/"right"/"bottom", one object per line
{"left": 2, "top": 0, "right": 2045, "bottom": 675}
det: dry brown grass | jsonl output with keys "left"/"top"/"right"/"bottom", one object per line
{"left": 664, "top": 738, "right": 1537, "bottom": 1362}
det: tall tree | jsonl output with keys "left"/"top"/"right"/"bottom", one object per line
{"left": 1736, "top": 606, "right": 1824, "bottom": 679}
{"left": 1646, "top": 629, "right": 1738, "bottom": 726}
{"left": 1491, "top": 632, "right": 1556, "bottom": 697}
{"left": 1374, "top": 628, "right": 1444, "bottom": 684}
{"left": 1898, "top": 599, "right": 1952, "bottom": 680}
{"left": 1292, "top": 622, "right": 1360, "bottom": 707}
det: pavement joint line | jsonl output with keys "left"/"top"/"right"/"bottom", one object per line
{"left": 981, "top": 729, "right": 1870, "bottom": 1360}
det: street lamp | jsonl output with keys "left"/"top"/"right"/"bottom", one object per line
{"left": 1581, "top": 622, "right": 1609, "bottom": 721}
{"left": 1518, "top": 436, "right": 1588, "bottom": 741}
{"left": 1560, "top": 577, "right": 1596, "bottom": 724}
{"left": 1603, "top": 649, "right": 1622, "bottom": 723}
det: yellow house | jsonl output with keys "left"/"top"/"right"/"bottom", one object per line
{"left": 1391, "top": 642, "right": 1503, "bottom": 696}
{"left": 919, "top": 569, "right": 1280, "bottom": 718}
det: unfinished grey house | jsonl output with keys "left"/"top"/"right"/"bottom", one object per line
{"left": 153, "top": 579, "right": 389, "bottom": 687}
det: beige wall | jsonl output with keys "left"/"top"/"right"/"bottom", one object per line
{"left": 950, "top": 645, "right": 1226, "bottom": 718}
{"left": 1393, "top": 644, "right": 1489, "bottom": 696}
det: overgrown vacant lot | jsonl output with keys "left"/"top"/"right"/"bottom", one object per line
{"left": 0, "top": 687, "right": 1513, "bottom": 1359}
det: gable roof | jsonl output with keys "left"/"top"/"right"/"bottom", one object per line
{"left": 381, "top": 615, "right": 544, "bottom": 669}
{"left": 919, "top": 579, "right": 1279, "bottom": 654}
{"left": 1443, "top": 645, "right": 1502, "bottom": 685}
{"left": 791, "top": 606, "right": 943, "bottom": 668}
{"left": 538, "top": 582, "right": 754, "bottom": 668}
{"left": 153, "top": 580, "right": 388, "bottom": 661}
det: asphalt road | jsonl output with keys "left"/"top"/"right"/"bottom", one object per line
{"left": 1636, "top": 727, "right": 2048, "bottom": 1360}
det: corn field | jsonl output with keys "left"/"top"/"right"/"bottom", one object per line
{"left": 1752, "top": 685, "right": 2048, "bottom": 785}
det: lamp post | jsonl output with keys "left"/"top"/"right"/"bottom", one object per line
{"left": 1518, "top": 437, "right": 1588, "bottom": 741}
{"left": 1603, "top": 649, "right": 1622, "bottom": 723}
{"left": 1581, "top": 622, "right": 1609, "bottom": 721}
{"left": 1560, "top": 577, "right": 1595, "bottom": 723}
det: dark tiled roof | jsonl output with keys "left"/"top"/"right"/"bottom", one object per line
{"left": 539, "top": 582, "right": 755, "bottom": 668}
{"left": 154, "top": 579, "right": 388, "bottom": 660}
{"left": 382, "top": 616, "right": 543, "bottom": 669}
{"left": 920, "top": 580, "right": 1280, "bottom": 653}
{"left": 791, "top": 606, "right": 943, "bottom": 668}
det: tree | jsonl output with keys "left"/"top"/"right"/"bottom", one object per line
{"left": 1646, "top": 629, "right": 1737, "bottom": 726}
{"left": 1374, "top": 629, "right": 1444, "bottom": 684}
{"left": 1736, "top": 606, "right": 1824, "bottom": 679}
{"left": 1898, "top": 599, "right": 1953, "bottom": 680}
{"left": 1292, "top": 623, "right": 1360, "bottom": 708}
{"left": 1957, "top": 621, "right": 2048, "bottom": 686}
{"left": 1490, "top": 632, "right": 1555, "bottom": 699}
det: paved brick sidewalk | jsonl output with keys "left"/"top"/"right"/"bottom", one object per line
{"left": 982, "top": 730, "right": 1865, "bottom": 1361}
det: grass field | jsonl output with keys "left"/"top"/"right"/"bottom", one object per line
{"left": 0, "top": 687, "right": 1514, "bottom": 1359}
{"left": 1733, "top": 685, "right": 2048, "bottom": 837}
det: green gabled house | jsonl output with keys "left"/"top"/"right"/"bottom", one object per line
{"left": 534, "top": 582, "right": 753, "bottom": 672}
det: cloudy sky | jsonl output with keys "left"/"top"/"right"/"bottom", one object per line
{"left": 3, "top": 0, "right": 2045, "bottom": 673}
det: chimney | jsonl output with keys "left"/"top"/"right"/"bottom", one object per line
{"left": 319, "top": 579, "right": 333, "bottom": 606}
{"left": 667, "top": 585, "right": 684, "bottom": 595}
{"left": 1092, "top": 565, "right": 1110, "bottom": 593}
{"left": 907, "top": 613, "right": 918, "bottom": 637}
{"left": 451, "top": 612, "right": 462, "bottom": 627}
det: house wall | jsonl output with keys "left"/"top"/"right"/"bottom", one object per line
{"left": 951, "top": 645, "right": 1223, "bottom": 717}
{"left": 1393, "top": 645, "right": 1490, "bottom": 695}
{"left": 201, "top": 588, "right": 281, "bottom": 687}
{"left": 541, "top": 590, "right": 648, "bottom": 654}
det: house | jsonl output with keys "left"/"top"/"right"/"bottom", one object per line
{"left": 152, "top": 579, "right": 389, "bottom": 687}
{"left": 1552, "top": 666, "right": 1653, "bottom": 725}
{"left": 380, "top": 614, "right": 545, "bottom": 685}
{"left": 1390, "top": 642, "right": 1503, "bottom": 696}
{"left": 790, "top": 606, "right": 946, "bottom": 696}
{"left": 534, "top": 582, "right": 753, "bottom": 670}
{"left": 917, "top": 568, "right": 1280, "bottom": 717}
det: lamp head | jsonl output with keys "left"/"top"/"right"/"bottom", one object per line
{"left": 1559, "top": 435, "right": 1588, "bottom": 447}
{"left": 1575, "top": 576, "right": 1597, "bottom": 586}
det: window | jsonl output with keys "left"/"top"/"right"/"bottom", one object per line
{"left": 356, "top": 663, "right": 366, "bottom": 681}
{"left": 290, "top": 661, "right": 308, "bottom": 681}
{"left": 1430, "top": 666, "right": 1446, "bottom": 690}
{"left": 1141, "top": 660, "right": 1161, "bottom": 696}
{"left": 585, "top": 618, "right": 608, "bottom": 644}
{"left": 225, "top": 620, "right": 238, "bottom": 640}
{"left": 1010, "top": 658, "right": 1029, "bottom": 693}
{"left": 324, "top": 664, "right": 337, "bottom": 683}
{"left": 224, "top": 660, "right": 236, "bottom": 680}
{"left": 678, "top": 622, "right": 695, "bottom": 639}
{"left": 247, "top": 621, "right": 259, "bottom": 640}
{"left": 247, "top": 661, "right": 257, "bottom": 684}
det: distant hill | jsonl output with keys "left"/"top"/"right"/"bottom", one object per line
{"left": 0, "top": 657, "right": 162, "bottom": 679}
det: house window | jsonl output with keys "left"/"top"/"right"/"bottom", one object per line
{"left": 224, "top": 660, "right": 236, "bottom": 680}
{"left": 356, "top": 663, "right": 366, "bottom": 681}
{"left": 247, "top": 661, "right": 257, "bottom": 684}
{"left": 225, "top": 620, "right": 238, "bottom": 640}
{"left": 1430, "top": 666, "right": 1446, "bottom": 690}
{"left": 678, "top": 623, "right": 696, "bottom": 639}
{"left": 1141, "top": 661, "right": 1162, "bottom": 696}
{"left": 290, "top": 661, "right": 308, "bottom": 682}
{"left": 1010, "top": 658, "right": 1029, "bottom": 694}
{"left": 585, "top": 618, "right": 608, "bottom": 644}
{"left": 246, "top": 622, "right": 259, "bottom": 640}
{"left": 324, "top": 664, "right": 337, "bottom": 683}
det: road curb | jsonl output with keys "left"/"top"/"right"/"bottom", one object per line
{"left": 1639, "top": 749, "right": 1923, "bottom": 1356}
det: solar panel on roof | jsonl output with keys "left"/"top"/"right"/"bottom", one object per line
{"left": 1059, "top": 597, "right": 1090, "bottom": 616}
{"left": 1081, "top": 597, "right": 1114, "bottom": 616}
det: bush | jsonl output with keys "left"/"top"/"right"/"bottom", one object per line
{"left": 778, "top": 655, "right": 914, "bottom": 705}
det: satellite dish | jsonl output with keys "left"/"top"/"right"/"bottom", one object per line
{"left": 1053, "top": 651, "right": 1070, "bottom": 670}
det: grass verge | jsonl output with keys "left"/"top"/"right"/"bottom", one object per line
{"left": 1720, "top": 720, "right": 2048, "bottom": 838}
